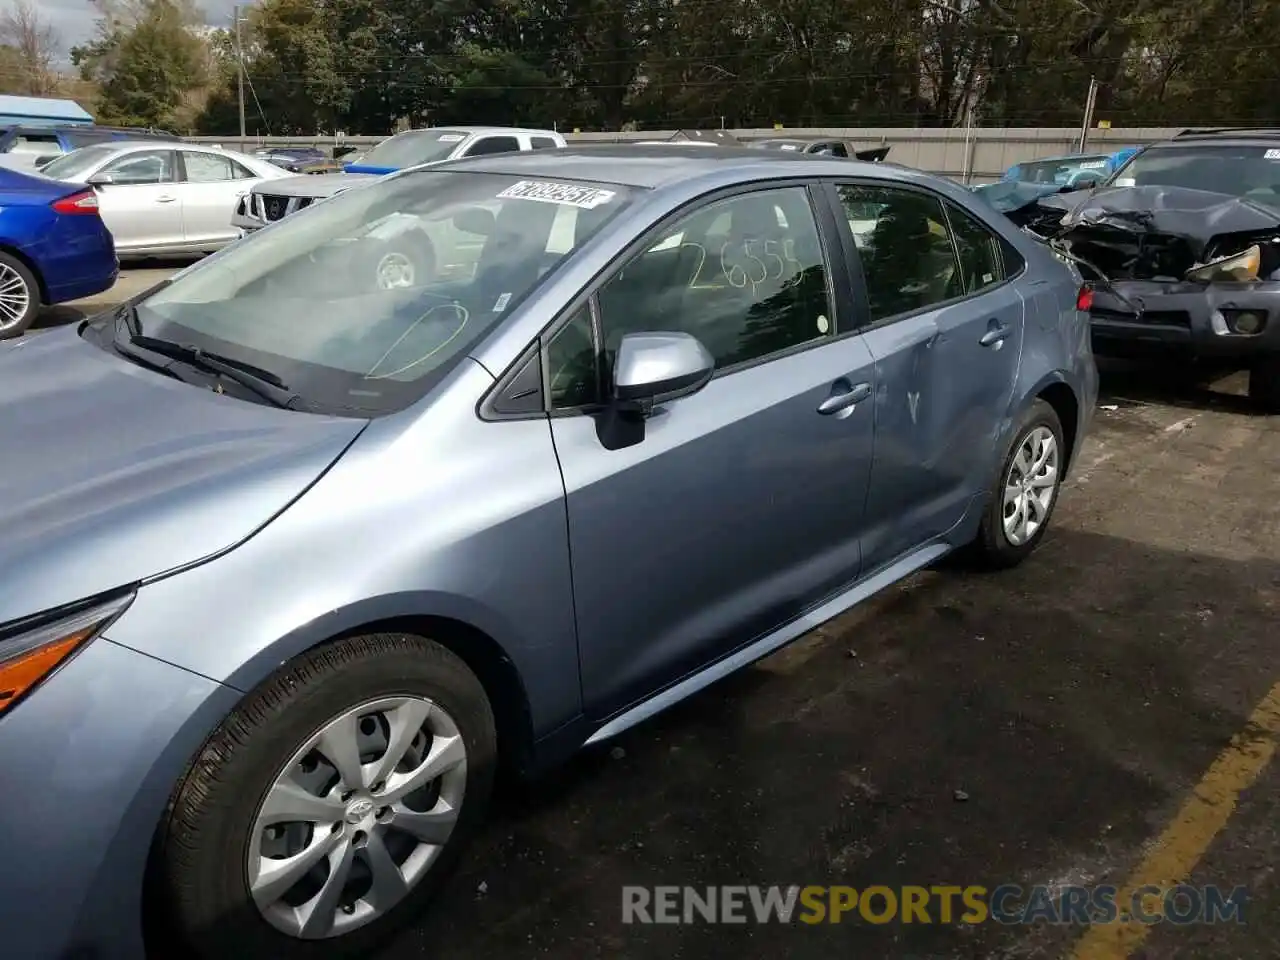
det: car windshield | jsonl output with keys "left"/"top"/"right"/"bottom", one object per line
{"left": 357, "top": 130, "right": 470, "bottom": 169}
{"left": 39, "top": 144, "right": 117, "bottom": 180}
{"left": 1014, "top": 155, "right": 1111, "bottom": 184}
{"left": 1108, "top": 145, "right": 1280, "bottom": 201}
{"left": 127, "top": 170, "right": 634, "bottom": 417}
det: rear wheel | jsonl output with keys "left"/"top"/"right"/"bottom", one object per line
{"left": 1248, "top": 354, "right": 1280, "bottom": 413}
{"left": 0, "top": 251, "right": 39, "bottom": 340}
{"left": 969, "top": 399, "right": 1066, "bottom": 568}
{"left": 156, "top": 634, "right": 496, "bottom": 960}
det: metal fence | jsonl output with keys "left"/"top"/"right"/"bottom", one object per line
{"left": 189, "top": 126, "right": 1187, "bottom": 182}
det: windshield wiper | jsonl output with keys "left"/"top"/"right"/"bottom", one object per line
{"left": 112, "top": 317, "right": 300, "bottom": 409}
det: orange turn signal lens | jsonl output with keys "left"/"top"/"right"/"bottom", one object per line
{"left": 0, "top": 594, "right": 134, "bottom": 717}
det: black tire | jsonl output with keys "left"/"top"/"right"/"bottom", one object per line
{"left": 1248, "top": 354, "right": 1280, "bottom": 413}
{"left": 155, "top": 634, "right": 497, "bottom": 960}
{"left": 0, "top": 251, "right": 40, "bottom": 340}
{"left": 969, "top": 398, "right": 1066, "bottom": 569}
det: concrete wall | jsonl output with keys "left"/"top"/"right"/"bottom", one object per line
{"left": 190, "top": 126, "right": 1188, "bottom": 182}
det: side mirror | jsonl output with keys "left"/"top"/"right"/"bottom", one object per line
{"left": 597, "top": 332, "right": 715, "bottom": 451}
{"left": 612, "top": 332, "right": 715, "bottom": 405}
{"left": 86, "top": 171, "right": 114, "bottom": 186}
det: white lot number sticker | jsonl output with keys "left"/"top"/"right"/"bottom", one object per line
{"left": 1114, "top": 177, "right": 1136, "bottom": 186}
{"left": 497, "top": 180, "right": 616, "bottom": 209}
{"left": 780, "top": 144, "right": 799, "bottom": 151}
{"left": 1266, "top": 149, "right": 1280, "bottom": 160}
{"left": 1077, "top": 160, "right": 1107, "bottom": 169}
{"left": 438, "top": 134, "right": 465, "bottom": 142}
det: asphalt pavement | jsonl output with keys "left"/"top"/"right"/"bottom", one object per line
{"left": 33, "top": 268, "right": 1280, "bottom": 960}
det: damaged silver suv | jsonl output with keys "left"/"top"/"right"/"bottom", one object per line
{"left": 1003, "top": 128, "right": 1280, "bottom": 410}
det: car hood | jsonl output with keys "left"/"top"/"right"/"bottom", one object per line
{"left": 254, "top": 171, "right": 373, "bottom": 200}
{"left": 1024, "top": 186, "right": 1280, "bottom": 281}
{"left": 0, "top": 329, "right": 368, "bottom": 625}
{"left": 1036, "top": 185, "right": 1280, "bottom": 243}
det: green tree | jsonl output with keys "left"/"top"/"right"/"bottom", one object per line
{"left": 73, "top": 0, "right": 206, "bottom": 130}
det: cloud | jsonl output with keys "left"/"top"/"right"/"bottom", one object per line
{"left": 0, "top": 0, "right": 240, "bottom": 59}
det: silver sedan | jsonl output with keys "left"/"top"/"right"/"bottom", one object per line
{"left": 38, "top": 141, "right": 288, "bottom": 259}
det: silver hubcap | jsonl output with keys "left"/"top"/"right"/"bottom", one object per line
{"left": 375, "top": 252, "right": 415, "bottom": 289}
{"left": 0, "top": 263, "right": 31, "bottom": 332}
{"left": 248, "top": 696, "right": 467, "bottom": 940}
{"left": 1003, "top": 425, "right": 1059, "bottom": 547}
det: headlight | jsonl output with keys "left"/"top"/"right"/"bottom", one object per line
{"left": 0, "top": 593, "right": 133, "bottom": 717}
{"left": 1185, "top": 245, "right": 1261, "bottom": 283}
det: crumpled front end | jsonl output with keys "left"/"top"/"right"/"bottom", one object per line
{"left": 1019, "top": 186, "right": 1280, "bottom": 358}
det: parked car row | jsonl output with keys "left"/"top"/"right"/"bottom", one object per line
{"left": 0, "top": 142, "right": 1096, "bottom": 960}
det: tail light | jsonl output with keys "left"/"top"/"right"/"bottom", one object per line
{"left": 51, "top": 189, "right": 100, "bottom": 215}
{"left": 1076, "top": 284, "right": 1094, "bottom": 312}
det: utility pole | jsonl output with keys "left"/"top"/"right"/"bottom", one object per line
{"left": 1077, "top": 76, "right": 1099, "bottom": 154}
{"left": 234, "top": 4, "right": 246, "bottom": 138}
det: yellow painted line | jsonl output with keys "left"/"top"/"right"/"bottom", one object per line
{"left": 1069, "top": 682, "right": 1280, "bottom": 960}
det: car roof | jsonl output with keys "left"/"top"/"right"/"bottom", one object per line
{"left": 429, "top": 143, "right": 871, "bottom": 189}
{"left": 1154, "top": 128, "right": 1280, "bottom": 148}
{"left": 397, "top": 125, "right": 561, "bottom": 137}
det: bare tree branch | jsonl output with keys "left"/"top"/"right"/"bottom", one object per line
{"left": 0, "top": 0, "right": 61, "bottom": 95}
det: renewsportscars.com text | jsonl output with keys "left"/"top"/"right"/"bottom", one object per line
{"left": 621, "top": 884, "right": 1247, "bottom": 925}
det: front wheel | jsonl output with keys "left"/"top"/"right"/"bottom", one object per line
{"left": 969, "top": 398, "right": 1066, "bottom": 568}
{"left": 155, "top": 634, "right": 496, "bottom": 960}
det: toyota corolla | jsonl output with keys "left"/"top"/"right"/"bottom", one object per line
{"left": 0, "top": 146, "right": 1096, "bottom": 960}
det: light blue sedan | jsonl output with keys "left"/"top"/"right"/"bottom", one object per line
{"left": 0, "top": 146, "right": 1097, "bottom": 960}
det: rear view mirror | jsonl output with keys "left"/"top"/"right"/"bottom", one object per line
{"left": 1072, "top": 174, "right": 1101, "bottom": 190}
{"left": 33, "top": 154, "right": 58, "bottom": 169}
{"left": 452, "top": 207, "right": 495, "bottom": 236}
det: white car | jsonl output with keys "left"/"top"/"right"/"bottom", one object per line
{"left": 231, "top": 126, "right": 566, "bottom": 233}
{"left": 38, "top": 141, "right": 289, "bottom": 259}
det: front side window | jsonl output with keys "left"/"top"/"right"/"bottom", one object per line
{"left": 127, "top": 171, "right": 634, "bottom": 416}
{"left": 104, "top": 150, "right": 175, "bottom": 184}
{"left": 183, "top": 151, "right": 235, "bottom": 182}
{"left": 548, "top": 186, "right": 834, "bottom": 408}
{"left": 837, "top": 185, "right": 961, "bottom": 322}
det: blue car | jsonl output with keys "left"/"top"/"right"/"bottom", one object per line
{"left": 0, "top": 166, "right": 117, "bottom": 338}
{"left": 0, "top": 147, "right": 1095, "bottom": 960}
{"left": 983, "top": 147, "right": 1139, "bottom": 191}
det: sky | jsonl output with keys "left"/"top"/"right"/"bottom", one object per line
{"left": 0, "top": 0, "right": 240, "bottom": 59}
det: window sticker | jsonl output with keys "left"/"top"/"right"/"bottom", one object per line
{"left": 1265, "top": 149, "right": 1280, "bottom": 160}
{"left": 438, "top": 134, "right": 465, "bottom": 143}
{"left": 1077, "top": 160, "right": 1107, "bottom": 170}
{"left": 780, "top": 144, "right": 799, "bottom": 151}
{"left": 493, "top": 292, "right": 512, "bottom": 312}
{"left": 1114, "top": 177, "right": 1136, "bottom": 186}
{"left": 496, "top": 180, "right": 617, "bottom": 209}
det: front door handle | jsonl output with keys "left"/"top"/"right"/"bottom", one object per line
{"left": 979, "top": 322, "right": 1011, "bottom": 347}
{"left": 817, "top": 381, "right": 872, "bottom": 415}
{"left": 156, "top": 195, "right": 176, "bottom": 203}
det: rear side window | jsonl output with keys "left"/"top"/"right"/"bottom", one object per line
{"left": 10, "top": 133, "right": 59, "bottom": 155}
{"left": 465, "top": 136, "right": 520, "bottom": 157}
{"left": 183, "top": 151, "right": 236, "bottom": 182}
{"left": 836, "top": 184, "right": 962, "bottom": 321}
{"left": 943, "top": 201, "right": 1006, "bottom": 293}
{"left": 531, "top": 137, "right": 559, "bottom": 150}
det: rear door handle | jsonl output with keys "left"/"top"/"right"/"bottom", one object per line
{"left": 156, "top": 195, "right": 176, "bottom": 203}
{"left": 817, "top": 381, "right": 872, "bottom": 415}
{"left": 979, "top": 322, "right": 1011, "bottom": 347}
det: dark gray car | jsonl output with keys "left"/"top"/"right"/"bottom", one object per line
{"left": 0, "top": 146, "right": 1096, "bottom": 960}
